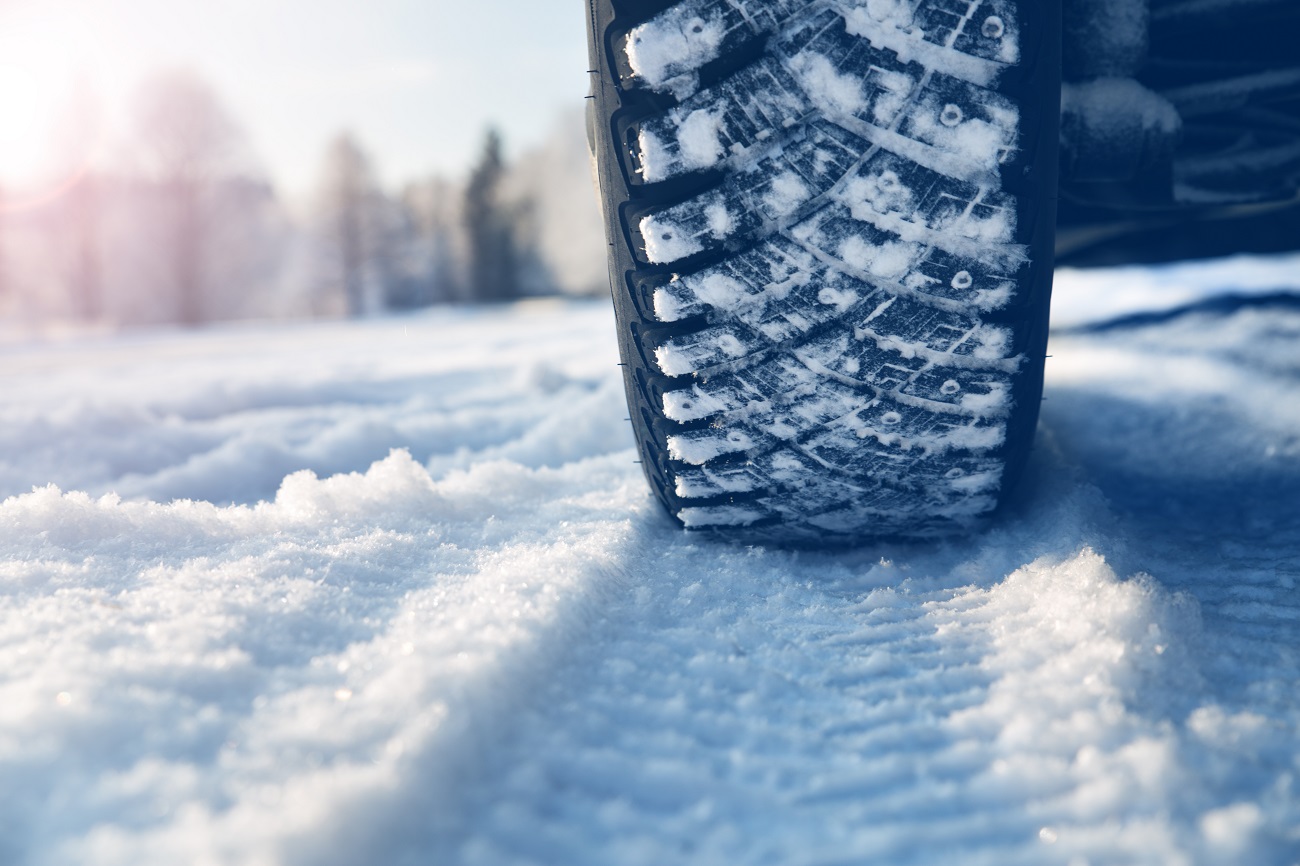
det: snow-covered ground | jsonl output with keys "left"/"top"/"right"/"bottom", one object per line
{"left": 2, "top": 257, "right": 1299, "bottom": 866}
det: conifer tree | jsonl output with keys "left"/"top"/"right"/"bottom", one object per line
{"left": 463, "top": 129, "right": 520, "bottom": 302}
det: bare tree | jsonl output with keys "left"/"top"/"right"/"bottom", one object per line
{"left": 505, "top": 107, "right": 609, "bottom": 297}
{"left": 0, "top": 185, "right": 7, "bottom": 311}
{"left": 427, "top": 179, "right": 464, "bottom": 302}
{"left": 401, "top": 176, "right": 463, "bottom": 304}
{"left": 63, "top": 175, "right": 101, "bottom": 320}
{"left": 316, "top": 132, "right": 383, "bottom": 316}
{"left": 131, "top": 70, "right": 244, "bottom": 326}
{"left": 463, "top": 128, "right": 520, "bottom": 302}
{"left": 56, "top": 81, "right": 104, "bottom": 321}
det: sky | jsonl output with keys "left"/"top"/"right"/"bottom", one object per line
{"left": 0, "top": 0, "right": 591, "bottom": 201}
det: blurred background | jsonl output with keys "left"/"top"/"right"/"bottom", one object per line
{"left": 0, "top": 0, "right": 607, "bottom": 335}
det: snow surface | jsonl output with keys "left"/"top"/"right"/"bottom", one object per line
{"left": 3, "top": 258, "right": 1300, "bottom": 865}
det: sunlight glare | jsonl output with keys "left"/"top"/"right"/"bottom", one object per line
{"left": 0, "top": 8, "right": 113, "bottom": 202}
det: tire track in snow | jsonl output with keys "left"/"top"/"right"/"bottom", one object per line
{"left": 1, "top": 299, "right": 1298, "bottom": 865}
{"left": 443, "top": 309, "right": 1300, "bottom": 866}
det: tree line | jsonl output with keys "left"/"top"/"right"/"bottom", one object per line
{"left": 0, "top": 69, "right": 607, "bottom": 330}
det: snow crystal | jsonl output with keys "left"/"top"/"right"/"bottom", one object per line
{"left": 946, "top": 465, "right": 1002, "bottom": 493}
{"left": 862, "top": 0, "right": 916, "bottom": 29}
{"left": 655, "top": 326, "right": 749, "bottom": 377}
{"left": 943, "top": 420, "right": 1007, "bottom": 452}
{"left": 1200, "top": 802, "right": 1266, "bottom": 854}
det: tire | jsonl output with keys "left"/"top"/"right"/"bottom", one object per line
{"left": 586, "top": 0, "right": 1061, "bottom": 544}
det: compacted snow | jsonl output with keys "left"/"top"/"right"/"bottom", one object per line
{"left": 2, "top": 258, "right": 1300, "bottom": 865}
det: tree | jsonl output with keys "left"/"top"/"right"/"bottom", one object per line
{"left": 0, "top": 185, "right": 6, "bottom": 311}
{"left": 65, "top": 175, "right": 101, "bottom": 320}
{"left": 56, "top": 80, "right": 103, "bottom": 321}
{"left": 505, "top": 108, "right": 609, "bottom": 297}
{"left": 463, "top": 128, "right": 520, "bottom": 302}
{"left": 131, "top": 69, "right": 244, "bottom": 326}
{"left": 316, "top": 132, "right": 380, "bottom": 316}
{"left": 401, "top": 176, "right": 463, "bottom": 305}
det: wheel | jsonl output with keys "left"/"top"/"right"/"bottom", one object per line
{"left": 586, "top": 0, "right": 1061, "bottom": 544}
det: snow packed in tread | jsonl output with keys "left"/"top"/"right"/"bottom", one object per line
{"left": 622, "top": 0, "right": 1028, "bottom": 535}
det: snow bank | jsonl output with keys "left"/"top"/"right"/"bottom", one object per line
{"left": 1052, "top": 251, "right": 1300, "bottom": 329}
{"left": 2, "top": 273, "right": 1299, "bottom": 863}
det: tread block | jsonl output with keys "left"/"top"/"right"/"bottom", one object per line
{"left": 621, "top": 0, "right": 813, "bottom": 97}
